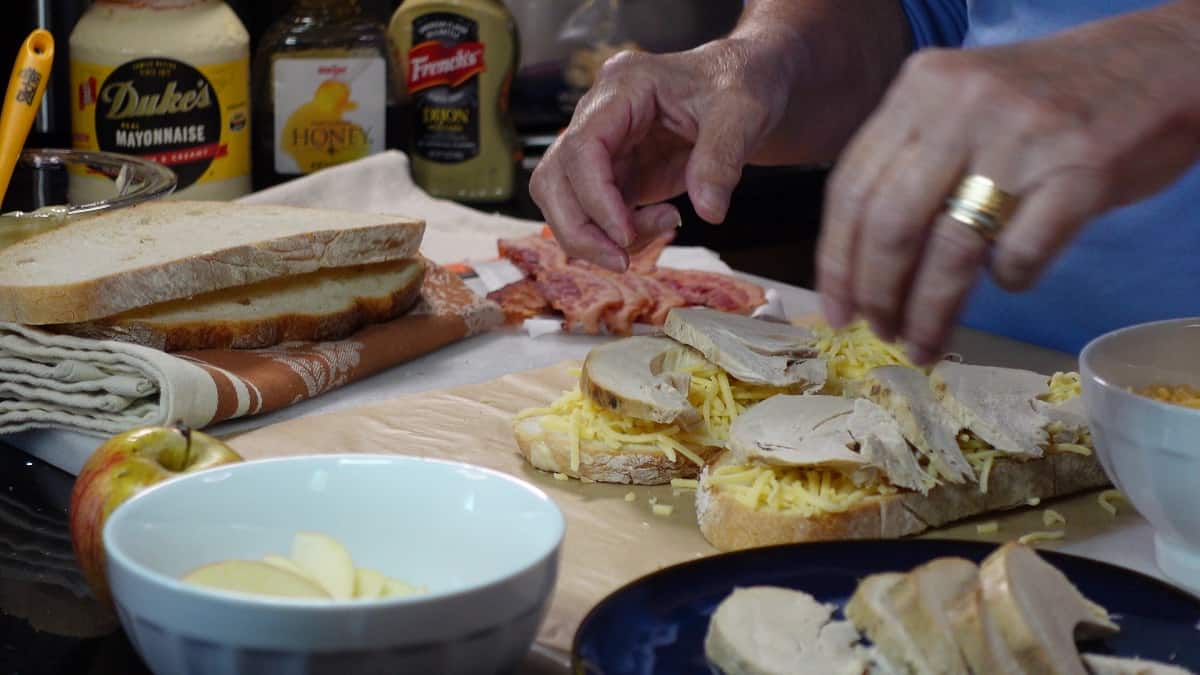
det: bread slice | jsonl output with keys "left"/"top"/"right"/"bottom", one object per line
{"left": 0, "top": 201, "right": 425, "bottom": 324}
{"left": 512, "top": 413, "right": 722, "bottom": 485}
{"left": 48, "top": 258, "right": 426, "bottom": 351}
{"left": 695, "top": 450, "right": 1109, "bottom": 551}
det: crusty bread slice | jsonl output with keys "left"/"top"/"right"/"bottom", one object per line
{"left": 695, "top": 450, "right": 1109, "bottom": 551}
{"left": 0, "top": 201, "right": 425, "bottom": 324}
{"left": 512, "top": 413, "right": 722, "bottom": 485}
{"left": 49, "top": 258, "right": 425, "bottom": 351}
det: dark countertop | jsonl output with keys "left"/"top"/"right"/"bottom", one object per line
{"left": 0, "top": 444, "right": 151, "bottom": 675}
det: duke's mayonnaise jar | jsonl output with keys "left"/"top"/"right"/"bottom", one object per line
{"left": 69, "top": 0, "right": 251, "bottom": 201}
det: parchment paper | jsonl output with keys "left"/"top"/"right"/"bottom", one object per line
{"left": 226, "top": 362, "right": 1142, "bottom": 653}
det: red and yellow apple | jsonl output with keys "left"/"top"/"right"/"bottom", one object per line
{"left": 69, "top": 423, "right": 243, "bottom": 607}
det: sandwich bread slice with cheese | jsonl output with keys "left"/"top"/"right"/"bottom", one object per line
{"left": 696, "top": 362, "right": 1107, "bottom": 551}
{"left": 513, "top": 308, "right": 827, "bottom": 484}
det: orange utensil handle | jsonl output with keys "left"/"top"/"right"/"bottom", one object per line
{"left": 0, "top": 29, "right": 55, "bottom": 203}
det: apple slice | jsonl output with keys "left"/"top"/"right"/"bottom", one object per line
{"left": 354, "top": 567, "right": 388, "bottom": 599}
{"left": 262, "top": 554, "right": 314, "bottom": 581}
{"left": 182, "top": 560, "right": 330, "bottom": 599}
{"left": 291, "top": 531, "right": 356, "bottom": 600}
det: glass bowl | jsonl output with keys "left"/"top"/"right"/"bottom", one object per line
{"left": 0, "top": 148, "right": 177, "bottom": 248}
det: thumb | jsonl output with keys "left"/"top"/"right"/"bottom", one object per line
{"left": 685, "top": 101, "right": 755, "bottom": 224}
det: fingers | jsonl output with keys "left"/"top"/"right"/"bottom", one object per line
{"left": 851, "top": 138, "right": 968, "bottom": 341}
{"left": 816, "top": 80, "right": 924, "bottom": 330}
{"left": 530, "top": 158, "right": 628, "bottom": 271}
{"left": 989, "top": 169, "right": 1104, "bottom": 290}
{"left": 900, "top": 214, "right": 991, "bottom": 364}
{"left": 629, "top": 203, "right": 681, "bottom": 253}
{"left": 684, "top": 99, "right": 758, "bottom": 224}
{"left": 563, "top": 136, "right": 637, "bottom": 248}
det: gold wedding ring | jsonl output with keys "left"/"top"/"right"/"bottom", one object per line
{"left": 944, "top": 174, "right": 1019, "bottom": 242}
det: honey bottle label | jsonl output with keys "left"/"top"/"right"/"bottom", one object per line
{"left": 271, "top": 56, "right": 386, "bottom": 175}
{"left": 407, "top": 12, "right": 485, "bottom": 164}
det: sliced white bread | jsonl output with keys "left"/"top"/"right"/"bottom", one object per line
{"left": 49, "top": 258, "right": 425, "bottom": 351}
{"left": 0, "top": 201, "right": 425, "bottom": 324}
{"left": 695, "top": 450, "right": 1109, "bottom": 551}
{"left": 512, "top": 413, "right": 722, "bottom": 485}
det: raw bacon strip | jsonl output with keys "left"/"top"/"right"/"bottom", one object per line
{"left": 624, "top": 273, "right": 687, "bottom": 325}
{"left": 497, "top": 235, "right": 567, "bottom": 275}
{"left": 487, "top": 278, "right": 550, "bottom": 324}
{"left": 535, "top": 267, "right": 623, "bottom": 334}
{"left": 653, "top": 268, "right": 767, "bottom": 315}
{"left": 629, "top": 230, "right": 677, "bottom": 274}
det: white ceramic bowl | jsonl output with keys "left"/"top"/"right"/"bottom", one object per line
{"left": 102, "top": 455, "right": 564, "bottom": 675}
{"left": 1080, "top": 317, "right": 1200, "bottom": 595}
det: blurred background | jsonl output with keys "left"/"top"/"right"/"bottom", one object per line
{"left": 1, "top": 0, "right": 827, "bottom": 288}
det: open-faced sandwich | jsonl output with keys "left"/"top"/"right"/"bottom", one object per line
{"left": 705, "top": 542, "right": 1193, "bottom": 675}
{"left": 512, "top": 307, "right": 1109, "bottom": 550}
{"left": 512, "top": 308, "right": 833, "bottom": 484}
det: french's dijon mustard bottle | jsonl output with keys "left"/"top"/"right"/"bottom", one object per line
{"left": 252, "top": 0, "right": 399, "bottom": 190}
{"left": 69, "top": 0, "right": 252, "bottom": 201}
{"left": 389, "top": 0, "right": 519, "bottom": 204}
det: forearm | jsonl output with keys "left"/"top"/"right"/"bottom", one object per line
{"left": 723, "top": 0, "right": 914, "bottom": 165}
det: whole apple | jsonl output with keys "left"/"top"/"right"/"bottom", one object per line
{"left": 69, "top": 423, "right": 243, "bottom": 608}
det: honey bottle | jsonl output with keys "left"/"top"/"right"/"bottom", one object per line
{"left": 389, "top": 0, "right": 519, "bottom": 204}
{"left": 252, "top": 0, "right": 400, "bottom": 189}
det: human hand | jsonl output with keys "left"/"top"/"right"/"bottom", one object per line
{"left": 816, "top": 3, "right": 1200, "bottom": 362}
{"left": 529, "top": 37, "right": 794, "bottom": 271}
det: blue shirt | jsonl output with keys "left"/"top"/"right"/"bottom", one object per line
{"left": 897, "top": 1, "right": 1200, "bottom": 353}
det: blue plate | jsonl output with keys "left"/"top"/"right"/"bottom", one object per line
{"left": 572, "top": 540, "right": 1200, "bottom": 674}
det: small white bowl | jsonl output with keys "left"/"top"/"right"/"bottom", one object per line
{"left": 1080, "top": 317, "right": 1200, "bottom": 595}
{"left": 102, "top": 454, "right": 564, "bottom": 675}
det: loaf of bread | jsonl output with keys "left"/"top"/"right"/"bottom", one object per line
{"left": 50, "top": 258, "right": 426, "bottom": 351}
{"left": 0, "top": 201, "right": 425, "bottom": 324}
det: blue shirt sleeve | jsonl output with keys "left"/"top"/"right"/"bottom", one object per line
{"left": 900, "top": 0, "right": 969, "bottom": 49}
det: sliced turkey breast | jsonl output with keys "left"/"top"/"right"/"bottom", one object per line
{"left": 664, "top": 307, "right": 827, "bottom": 388}
{"left": 705, "top": 585, "right": 869, "bottom": 675}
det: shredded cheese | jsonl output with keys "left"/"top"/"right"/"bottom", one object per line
{"left": 706, "top": 463, "right": 883, "bottom": 516}
{"left": 651, "top": 503, "right": 675, "bottom": 517}
{"left": 624, "top": 492, "right": 637, "bottom": 502}
{"left": 1018, "top": 530, "right": 1065, "bottom": 545}
{"left": 1135, "top": 383, "right": 1200, "bottom": 409}
{"left": 1044, "top": 372, "right": 1082, "bottom": 403}
{"left": 581, "top": 477, "right": 596, "bottom": 484}
{"left": 976, "top": 521, "right": 1000, "bottom": 534}
{"left": 811, "top": 320, "right": 917, "bottom": 394}
{"left": 670, "top": 478, "right": 699, "bottom": 490}
{"left": 514, "top": 358, "right": 793, "bottom": 468}
{"left": 1098, "top": 489, "right": 1125, "bottom": 516}
{"left": 965, "top": 450, "right": 999, "bottom": 494}
{"left": 552, "top": 472, "right": 569, "bottom": 481}
{"left": 1043, "top": 509, "right": 1066, "bottom": 527}
{"left": 1027, "top": 497, "right": 1041, "bottom": 507}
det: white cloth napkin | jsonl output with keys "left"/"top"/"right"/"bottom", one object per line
{"left": 0, "top": 323, "right": 217, "bottom": 435}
